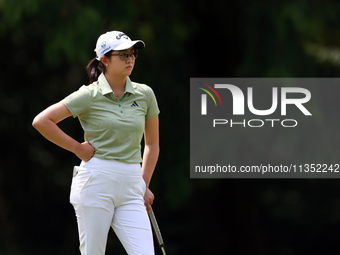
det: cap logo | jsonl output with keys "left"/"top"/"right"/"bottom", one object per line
{"left": 101, "top": 41, "right": 106, "bottom": 48}
{"left": 116, "top": 33, "right": 129, "bottom": 40}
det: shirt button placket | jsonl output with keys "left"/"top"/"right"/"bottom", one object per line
{"left": 119, "top": 99, "right": 123, "bottom": 114}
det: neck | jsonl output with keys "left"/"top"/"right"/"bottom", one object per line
{"left": 104, "top": 73, "right": 127, "bottom": 98}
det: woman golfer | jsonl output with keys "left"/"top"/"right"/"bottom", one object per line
{"left": 32, "top": 31, "right": 159, "bottom": 255}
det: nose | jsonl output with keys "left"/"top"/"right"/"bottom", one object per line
{"left": 125, "top": 54, "right": 133, "bottom": 62}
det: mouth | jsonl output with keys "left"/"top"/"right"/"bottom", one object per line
{"left": 126, "top": 65, "right": 133, "bottom": 69}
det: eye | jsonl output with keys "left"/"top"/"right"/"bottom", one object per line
{"left": 120, "top": 52, "right": 128, "bottom": 57}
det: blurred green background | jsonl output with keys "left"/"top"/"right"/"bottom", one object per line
{"left": 1, "top": 0, "right": 340, "bottom": 254}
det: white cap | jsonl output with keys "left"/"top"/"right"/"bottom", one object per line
{"left": 94, "top": 31, "right": 145, "bottom": 60}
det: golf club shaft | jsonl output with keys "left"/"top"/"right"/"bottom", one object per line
{"left": 149, "top": 206, "right": 166, "bottom": 255}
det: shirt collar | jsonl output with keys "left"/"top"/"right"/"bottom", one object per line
{"left": 97, "top": 73, "right": 135, "bottom": 95}
{"left": 125, "top": 76, "right": 135, "bottom": 94}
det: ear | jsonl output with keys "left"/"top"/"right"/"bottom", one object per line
{"left": 100, "top": 56, "right": 109, "bottom": 66}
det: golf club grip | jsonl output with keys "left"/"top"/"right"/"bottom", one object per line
{"left": 149, "top": 206, "right": 165, "bottom": 248}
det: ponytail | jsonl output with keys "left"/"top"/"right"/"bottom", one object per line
{"left": 86, "top": 58, "right": 105, "bottom": 83}
{"left": 86, "top": 51, "right": 113, "bottom": 83}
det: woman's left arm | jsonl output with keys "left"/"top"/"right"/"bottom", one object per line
{"left": 142, "top": 115, "right": 159, "bottom": 213}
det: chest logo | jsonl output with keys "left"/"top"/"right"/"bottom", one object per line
{"left": 131, "top": 101, "right": 139, "bottom": 107}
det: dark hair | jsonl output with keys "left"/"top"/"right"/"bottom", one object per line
{"left": 86, "top": 51, "right": 112, "bottom": 83}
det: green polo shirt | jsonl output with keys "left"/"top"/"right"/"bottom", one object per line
{"left": 61, "top": 73, "right": 159, "bottom": 163}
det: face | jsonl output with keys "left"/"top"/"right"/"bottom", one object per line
{"left": 101, "top": 47, "right": 137, "bottom": 77}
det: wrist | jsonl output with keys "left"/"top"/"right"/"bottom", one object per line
{"left": 71, "top": 141, "right": 82, "bottom": 155}
{"left": 142, "top": 177, "right": 150, "bottom": 188}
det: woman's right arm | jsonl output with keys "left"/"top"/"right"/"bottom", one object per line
{"left": 32, "top": 102, "right": 94, "bottom": 161}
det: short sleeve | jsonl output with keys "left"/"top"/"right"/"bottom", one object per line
{"left": 61, "top": 85, "right": 92, "bottom": 118}
{"left": 145, "top": 87, "right": 160, "bottom": 120}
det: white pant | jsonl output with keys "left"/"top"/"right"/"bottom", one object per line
{"left": 70, "top": 157, "right": 154, "bottom": 255}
